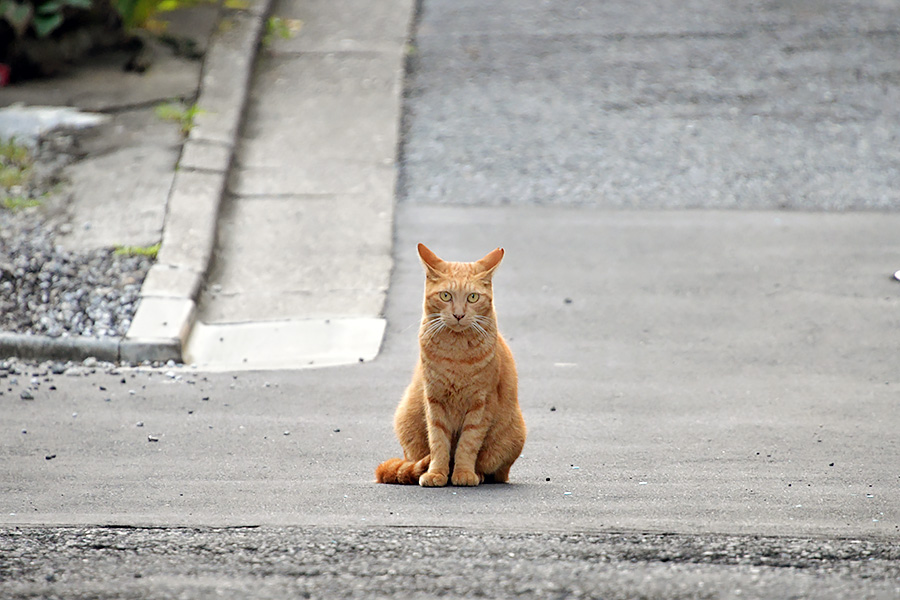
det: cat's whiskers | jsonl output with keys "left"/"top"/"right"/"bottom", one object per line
{"left": 422, "top": 314, "right": 446, "bottom": 342}
{"left": 469, "top": 315, "right": 497, "bottom": 342}
{"left": 470, "top": 320, "right": 488, "bottom": 341}
{"left": 472, "top": 314, "right": 495, "bottom": 332}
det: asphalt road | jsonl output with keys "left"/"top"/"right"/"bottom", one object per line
{"left": 399, "top": 0, "right": 900, "bottom": 209}
{"left": 2, "top": 526, "right": 899, "bottom": 599}
{"left": 2, "top": 207, "right": 899, "bottom": 597}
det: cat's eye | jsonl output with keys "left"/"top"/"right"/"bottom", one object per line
{"left": 467, "top": 292, "right": 480, "bottom": 303}
{"left": 439, "top": 291, "right": 452, "bottom": 302}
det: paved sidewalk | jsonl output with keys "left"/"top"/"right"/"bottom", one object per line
{"left": 184, "top": 0, "right": 415, "bottom": 370}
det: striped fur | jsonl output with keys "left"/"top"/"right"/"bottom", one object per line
{"left": 376, "top": 244, "right": 527, "bottom": 487}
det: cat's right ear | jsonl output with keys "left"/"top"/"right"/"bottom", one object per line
{"left": 417, "top": 243, "right": 445, "bottom": 279}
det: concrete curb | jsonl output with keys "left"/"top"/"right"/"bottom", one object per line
{"left": 0, "top": 333, "right": 120, "bottom": 363}
{"left": 25, "top": 0, "right": 268, "bottom": 366}
{"left": 122, "top": 0, "right": 274, "bottom": 364}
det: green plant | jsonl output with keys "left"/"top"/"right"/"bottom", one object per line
{"left": 0, "top": 138, "right": 29, "bottom": 162}
{"left": 1, "top": 196, "right": 42, "bottom": 210}
{"left": 0, "top": 138, "right": 32, "bottom": 189}
{"left": 0, "top": 0, "right": 92, "bottom": 38}
{"left": 114, "top": 242, "right": 160, "bottom": 258}
{"left": 262, "top": 15, "right": 300, "bottom": 46}
{"left": 154, "top": 101, "right": 204, "bottom": 134}
{"left": 114, "top": 0, "right": 216, "bottom": 31}
{"left": 0, "top": 167, "right": 29, "bottom": 187}
{"left": 112, "top": 0, "right": 165, "bottom": 29}
{"left": 0, "top": 0, "right": 216, "bottom": 42}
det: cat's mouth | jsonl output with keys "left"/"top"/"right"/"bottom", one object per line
{"left": 446, "top": 319, "right": 469, "bottom": 333}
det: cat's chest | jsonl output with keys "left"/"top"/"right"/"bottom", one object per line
{"left": 422, "top": 353, "right": 496, "bottom": 402}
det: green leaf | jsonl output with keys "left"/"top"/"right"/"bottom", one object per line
{"left": 64, "top": 0, "right": 93, "bottom": 8}
{"left": 4, "top": 1, "right": 32, "bottom": 33}
{"left": 33, "top": 11, "right": 63, "bottom": 36}
{"left": 37, "top": 1, "right": 63, "bottom": 14}
{"left": 112, "top": 0, "right": 139, "bottom": 27}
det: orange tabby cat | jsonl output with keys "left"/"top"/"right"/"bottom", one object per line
{"left": 376, "top": 243, "right": 526, "bottom": 487}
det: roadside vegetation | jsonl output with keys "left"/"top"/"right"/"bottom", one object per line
{"left": 0, "top": 0, "right": 213, "bottom": 83}
{"left": 154, "top": 101, "right": 204, "bottom": 134}
{"left": 0, "top": 138, "right": 42, "bottom": 211}
{"left": 114, "top": 242, "right": 160, "bottom": 258}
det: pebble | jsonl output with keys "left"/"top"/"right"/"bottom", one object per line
{"left": 0, "top": 190, "right": 152, "bottom": 339}
{"left": 20, "top": 390, "right": 34, "bottom": 400}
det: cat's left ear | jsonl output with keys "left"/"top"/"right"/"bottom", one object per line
{"left": 475, "top": 247, "right": 504, "bottom": 280}
{"left": 418, "top": 243, "right": 446, "bottom": 279}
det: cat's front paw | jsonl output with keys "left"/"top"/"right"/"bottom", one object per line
{"left": 419, "top": 471, "right": 448, "bottom": 487}
{"left": 451, "top": 469, "right": 482, "bottom": 487}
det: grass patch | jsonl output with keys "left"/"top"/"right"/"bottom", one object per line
{"left": 1, "top": 196, "right": 42, "bottom": 211}
{"left": 154, "top": 101, "right": 205, "bottom": 134}
{"left": 263, "top": 15, "right": 302, "bottom": 46}
{"left": 0, "top": 138, "right": 33, "bottom": 189}
{"left": 114, "top": 242, "right": 161, "bottom": 259}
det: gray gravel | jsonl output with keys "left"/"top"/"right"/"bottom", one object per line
{"left": 1, "top": 526, "right": 899, "bottom": 599}
{"left": 0, "top": 135, "right": 151, "bottom": 339}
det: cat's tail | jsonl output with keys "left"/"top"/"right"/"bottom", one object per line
{"left": 375, "top": 456, "right": 430, "bottom": 485}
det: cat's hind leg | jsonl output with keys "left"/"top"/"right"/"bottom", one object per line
{"left": 483, "top": 464, "right": 511, "bottom": 484}
{"left": 393, "top": 384, "right": 430, "bottom": 462}
{"left": 377, "top": 380, "right": 431, "bottom": 485}
{"left": 475, "top": 423, "right": 525, "bottom": 483}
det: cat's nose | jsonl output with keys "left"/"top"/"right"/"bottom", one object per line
{"left": 453, "top": 314, "right": 464, "bottom": 322}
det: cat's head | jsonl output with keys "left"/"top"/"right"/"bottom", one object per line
{"left": 417, "top": 243, "right": 504, "bottom": 335}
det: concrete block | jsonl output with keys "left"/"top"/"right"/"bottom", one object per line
{"left": 242, "top": 0, "right": 272, "bottom": 17}
{"left": 183, "top": 318, "right": 386, "bottom": 371}
{"left": 179, "top": 139, "right": 233, "bottom": 174}
{"left": 195, "top": 194, "right": 393, "bottom": 323}
{"left": 140, "top": 263, "right": 205, "bottom": 300}
{"left": 191, "top": 9, "right": 265, "bottom": 146}
{"left": 269, "top": 0, "right": 413, "bottom": 53}
{"left": 196, "top": 289, "right": 388, "bottom": 323}
{"left": 123, "top": 297, "right": 196, "bottom": 363}
{"left": 238, "top": 53, "right": 403, "bottom": 164}
{"left": 126, "top": 297, "right": 195, "bottom": 341}
{"left": 119, "top": 337, "right": 184, "bottom": 364}
{"left": 229, "top": 160, "right": 396, "bottom": 197}
{"left": 156, "top": 169, "right": 225, "bottom": 272}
